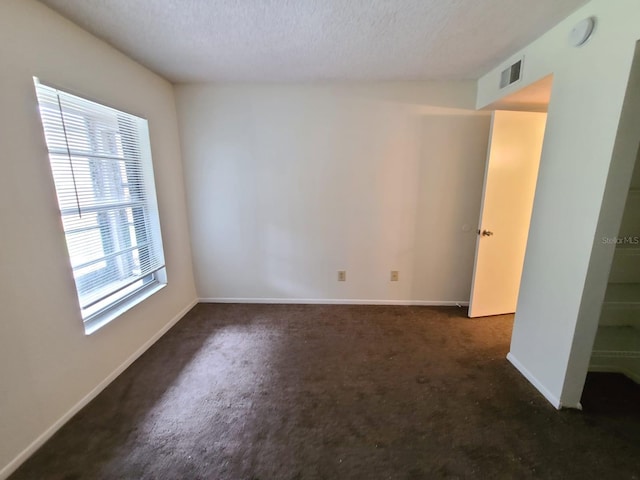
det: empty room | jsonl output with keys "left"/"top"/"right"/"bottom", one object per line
{"left": 3, "top": 0, "right": 640, "bottom": 478}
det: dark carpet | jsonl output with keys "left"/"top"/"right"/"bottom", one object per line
{"left": 9, "top": 304, "right": 640, "bottom": 480}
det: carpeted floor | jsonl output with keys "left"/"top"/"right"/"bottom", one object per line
{"left": 9, "top": 304, "right": 640, "bottom": 479}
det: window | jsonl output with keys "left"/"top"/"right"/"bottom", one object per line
{"left": 34, "top": 79, "right": 166, "bottom": 333}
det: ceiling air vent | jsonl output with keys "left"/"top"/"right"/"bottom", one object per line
{"left": 499, "top": 58, "right": 523, "bottom": 89}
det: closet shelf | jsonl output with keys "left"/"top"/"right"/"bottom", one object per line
{"left": 592, "top": 326, "right": 640, "bottom": 359}
{"left": 604, "top": 283, "right": 640, "bottom": 305}
{"left": 614, "top": 245, "right": 640, "bottom": 253}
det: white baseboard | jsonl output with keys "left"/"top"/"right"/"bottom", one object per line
{"left": 0, "top": 298, "right": 198, "bottom": 480}
{"left": 506, "top": 352, "right": 572, "bottom": 410}
{"left": 199, "top": 297, "right": 469, "bottom": 307}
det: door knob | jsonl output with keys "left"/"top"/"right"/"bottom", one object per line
{"left": 481, "top": 229, "right": 494, "bottom": 237}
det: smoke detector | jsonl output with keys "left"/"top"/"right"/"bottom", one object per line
{"left": 569, "top": 17, "right": 596, "bottom": 47}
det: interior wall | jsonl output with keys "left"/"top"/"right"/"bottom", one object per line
{"left": 476, "top": 0, "right": 640, "bottom": 408}
{"left": 587, "top": 44, "right": 640, "bottom": 385}
{"left": 176, "top": 83, "right": 491, "bottom": 304}
{"left": 0, "top": 0, "right": 197, "bottom": 476}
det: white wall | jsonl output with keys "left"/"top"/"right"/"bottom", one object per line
{"left": 0, "top": 1, "right": 197, "bottom": 476}
{"left": 176, "top": 83, "right": 490, "bottom": 304}
{"left": 476, "top": 0, "right": 640, "bottom": 408}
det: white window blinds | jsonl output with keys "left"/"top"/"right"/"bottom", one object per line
{"left": 34, "top": 80, "right": 166, "bottom": 326}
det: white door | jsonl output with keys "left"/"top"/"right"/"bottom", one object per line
{"left": 469, "top": 110, "right": 547, "bottom": 318}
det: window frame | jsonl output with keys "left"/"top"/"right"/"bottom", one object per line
{"left": 34, "top": 78, "right": 167, "bottom": 334}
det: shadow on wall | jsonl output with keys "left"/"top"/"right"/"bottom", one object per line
{"left": 256, "top": 112, "right": 490, "bottom": 302}
{"left": 185, "top": 86, "right": 490, "bottom": 303}
{"left": 409, "top": 114, "right": 490, "bottom": 302}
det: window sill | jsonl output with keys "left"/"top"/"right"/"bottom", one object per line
{"left": 84, "top": 281, "right": 166, "bottom": 335}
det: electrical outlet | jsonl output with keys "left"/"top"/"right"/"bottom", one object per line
{"left": 390, "top": 270, "right": 399, "bottom": 282}
{"left": 338, "top": 270, "right": 346, "bottom": 282}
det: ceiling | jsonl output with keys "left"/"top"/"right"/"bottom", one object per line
{"left": 39, "top": 0, "right": 588, "bottom": 84}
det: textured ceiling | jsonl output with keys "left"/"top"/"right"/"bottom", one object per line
{"left": 39, "top": 0, "right": 588, "bottom": 83}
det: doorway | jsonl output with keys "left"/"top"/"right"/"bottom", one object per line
{"left": 468, "top": 75, "right": 553, "bottom": 318}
